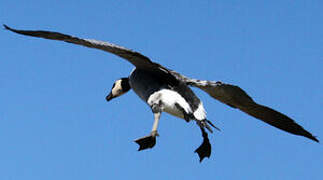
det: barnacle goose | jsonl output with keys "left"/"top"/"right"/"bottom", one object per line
{"left": 4, "top": 25, "right": 319, "bottom": 162}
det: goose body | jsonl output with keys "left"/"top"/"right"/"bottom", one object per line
{"left": 129, "top": 69, "right": 205, "bottom": 120}
{"left": 4, "top": 24, "right": 318, "bottom": 162}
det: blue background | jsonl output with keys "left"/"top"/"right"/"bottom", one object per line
{"left": 1, "top": 1, "right": 322, "bottom": 179}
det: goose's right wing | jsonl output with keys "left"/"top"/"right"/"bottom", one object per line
{"left": 4, "top": 24, "right": 181, "bottom": 87}
{"left": 4, "top": 24, "right": 154, "bottom": 69}
{"left": 170, "top": 71, "right": 319, "bottom": 142}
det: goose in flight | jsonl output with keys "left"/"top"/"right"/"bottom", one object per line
{"left": 4, "top": 24, "right": 319, "bottom": 162}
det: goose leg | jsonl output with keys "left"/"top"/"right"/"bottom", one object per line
{"left": 194, "top": 125, "right": 212, "bottom": 162}
{"left": 134, "top": 112, "right": 161, "bottom": 151}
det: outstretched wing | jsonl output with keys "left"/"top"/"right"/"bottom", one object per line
{"left": 4, "top": 24, "right": 180, "bottom": 86}
{"left": 170, "top": 71, "right": 319, "bottom": 142}
{"left": 4, "top": 24, "right": 156, "bottom": 69}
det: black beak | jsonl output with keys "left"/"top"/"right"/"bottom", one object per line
{"left": 106, "top": 93, "right": 113, "bottom": 101}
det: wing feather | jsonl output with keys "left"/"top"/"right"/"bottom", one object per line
{"left": 4, "top": 24, "right": 153, "bottom": 69}
{"left": 4, "top": 24, "right": 180, "bottom": 85}
{"left": 170, "top": 71, "right": 319, "bottom": 142}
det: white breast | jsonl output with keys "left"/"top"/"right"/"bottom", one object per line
{"left": 147, "top": 89, "right": 192, "bottom": 119}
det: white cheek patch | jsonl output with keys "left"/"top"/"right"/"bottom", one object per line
{"left": 112, "top": 80, "right": 123, "bottom": 97}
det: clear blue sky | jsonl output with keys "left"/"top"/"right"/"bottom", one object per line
{"left": 1, "top": 1, "right": 322, "bottom": 179}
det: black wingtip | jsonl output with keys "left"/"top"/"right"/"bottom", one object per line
{"left": 3, "top": 24, "right": 10, "bottom": 30}
{"left": 308, "top": 135, "right": 319, "bottom": 143}
{"left": 3, "top": 24, "right": 16, "bottom": 32}
{"left": 300, "top": 128, "right": 319, "bottom": 143}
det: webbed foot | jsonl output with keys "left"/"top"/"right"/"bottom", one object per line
{"left": 195, "top": 129, "right": 212, "bottom": 162}
{"left": 134, "top": 131, "right": 159, "bottom": 151}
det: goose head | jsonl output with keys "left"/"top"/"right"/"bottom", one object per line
{"left": 106, "top": 78, "right": 131, "bottom": 101}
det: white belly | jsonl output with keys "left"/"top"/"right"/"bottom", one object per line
{"left": 147, "top": 89, "right": 192, "bottom": 120}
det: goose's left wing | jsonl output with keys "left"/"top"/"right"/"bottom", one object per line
{"left": 170, "top": 71, "right": 319, "bottom": 142}
{"left": 4, "top": 25, "right": 154, "bottom": 69}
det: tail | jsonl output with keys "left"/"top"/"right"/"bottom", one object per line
{"left": 197, "top": 119, "right": 221, "bottom": 133}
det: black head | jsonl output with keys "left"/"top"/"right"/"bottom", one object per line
{"left": 106, "top": 78, "right": 131, "bottom": 101}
